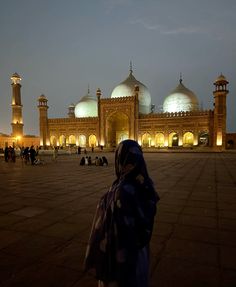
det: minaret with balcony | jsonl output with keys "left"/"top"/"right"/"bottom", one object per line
{"left": 11, "top": 73, "right": 23, "bottom": 138}
{"left": 38, "top": 94, "right": 49, "bottom": 147}
{"left": 213, "top": 74, "right": 229, "bottom": 149}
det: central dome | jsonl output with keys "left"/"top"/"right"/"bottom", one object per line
{"left": 74, "top": 89, "right": 98, "bottom": 118}
{"left": 111, "top": 69, "right": 151, "bottom": 114}
{"left": 163, "top": 79, "right": 199, "bottom": 113}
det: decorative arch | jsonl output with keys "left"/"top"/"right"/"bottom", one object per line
{"left": 169, "top": 132, "right": 179, "bottom": 147}
{"left": 68, "top": 135, "right": 76, "bottom": 145}
{"left": 106, "top": 111, "right": 129, "bottom": 147}
{"left": 78, "top": 134, "right": 86, "bottom": 147}
{"left": 183, "top": 132, "right": 194, "bottom": 146}
{"left": 141, "top": 132, "right": 152, "bottom": 147}
{"left": 50, "top": 135, "right": 57, "bottom": 147}
{"left": 199, "top": 131, "right": 209, "bottom": 146}
{"left": 89, "top": 134, "right": 97, "bottom": 147}
{"left": 155, "top": 133, "right": 164, "bottom": 147}
{"left": 59, "top": 135, "right": 66, "bottom": 147}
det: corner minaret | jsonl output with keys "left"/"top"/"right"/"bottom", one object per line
{"left": 11, "top": 73, "right": 23, "bottom": 137}
{"left": 213, "top": 74, "right": 229, "bottom": 149}
{"left": 38, "top": 94, "right": 49, "bottom": 147}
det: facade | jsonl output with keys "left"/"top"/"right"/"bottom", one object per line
{"left": 37, "top": 68, "right": 235, "bottom": 150}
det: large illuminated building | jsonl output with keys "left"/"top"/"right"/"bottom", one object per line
{"left": 0, "top": 70, "right": 235, "bottom": 150}
{"left": 37, "top": 67, "right": 236, "bottom": 150}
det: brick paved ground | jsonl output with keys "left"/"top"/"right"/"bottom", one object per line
{"left": 0, "top": 152, "right": 236, "bottom": 287}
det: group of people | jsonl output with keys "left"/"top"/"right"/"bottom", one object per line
{"left": 80, "top": 155, "right": 108, "bottom": 166}
{"left": 21, "top": 146, "right": 38, "bottom": 165}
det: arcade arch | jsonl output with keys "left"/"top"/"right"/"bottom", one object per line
{"left": 142, "top": 132, "right": 152, "bottom": 147}
{"left": 50, "top": 135, "right": 57, "bottom": 146}
{"left": 169, "top": 132, "right": 179, "bottom": 147}
{"left": 89, "top": 134, "right": 97, "bottom": 147}
{"left": 59, "top": 135, "right": 66, "bottom": 147}
{"left": 183, "top": 132, "right": 194, "bottom": 146}
{"left": 78, "top": 135, "right": 86, "bottom": 147}
{"left": 155, "top": 133, "right": 164, "bottom": 147}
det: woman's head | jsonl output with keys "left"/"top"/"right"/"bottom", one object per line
{"left": 115, "top": 139, "right": 149, "bottom": 181}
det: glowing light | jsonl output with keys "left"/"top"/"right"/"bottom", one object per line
{"left": 216, "top": 132, "right": 222, "bottom": 146}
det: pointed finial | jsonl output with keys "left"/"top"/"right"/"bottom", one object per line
{"left": 129, "top": 61, "right": 133, "bottom": 74}
{"left": 87, "top": 84, "right": 90, "bottom": 94}
{"left": 179, "top": 72, "right": 183, "bottom": 84}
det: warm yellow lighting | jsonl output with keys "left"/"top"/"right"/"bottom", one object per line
{"left": 216, "top": 132, "right": 222, "bottom": 146}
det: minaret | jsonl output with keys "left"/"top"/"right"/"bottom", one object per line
{"left": 96, "top": 88, "right": 102, "bottom": 146}
{"left": 213, "top": 74, "right": 229, "bottom": 149}
{"left": 11, "top": 73, "right": 23, "bottom": 137}
{"left": 38, "top": 94, "right": 49, "bottom": 147}
{"left": 68, "top": 103, "right": 75, "bottom": 118}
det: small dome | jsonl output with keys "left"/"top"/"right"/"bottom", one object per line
{"left": 74, "top": 89, "right": 98, "bottom": 118}
{"left": 111, "top": 69, "right": 151, "bottom": 114}
{"left": 214, "top": 74, "right": 228, "bottom": 84}
{"left": 163, "top": 79, "right": 199, "bottom": 113}
{"left": 38, "top": 94, "right": 47, "bottom": 101}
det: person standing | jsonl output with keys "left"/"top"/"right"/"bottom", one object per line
{"left": 84, "top": 139, "right": 159, "bottom": 287}
{"left": 29, "top": 146, "right": 36, "bottom": 165}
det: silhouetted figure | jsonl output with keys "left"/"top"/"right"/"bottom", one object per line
{"left": 23, "top": 147, "right": 30, "bottom": 164}
{"left": 102, "top": 156, "right": 108, "bottom": 166}
{"left": 80, "top": 157, "right": 85, "bottom": 166}
{"left": 4, "top": 146, "right": 8, "bottom": 162}
{"left": 84, "top": 140, "right": 159, "bottom": 287}
{"left": 29, "top": 146, "right": 36, "bottom": 165}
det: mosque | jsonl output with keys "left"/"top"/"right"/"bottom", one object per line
{"left": 37, "top": 66, "right": 235, "bottom": 150}
{"left": 1, "top": 68, "right": 236, "bottom": 150}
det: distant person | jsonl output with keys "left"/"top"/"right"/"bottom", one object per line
{"left": 102, "top": 156, "right": 108, "bottom": 166}
{"left": 29, "top": 146, "right": 36, "bottom": 165}
{"left": 4, "top": 146, "right": 8, "bottom": 162}
{"left": 84, "top": 139, "right": 159, "bottom": 287}
{"left": 78, "top": 146, "right": 81, "bottom": 155}
{"left": 23, "top": 147, "right": 30, "bottom": 164}
{"left": 80, "top": 157, "right": 85, "bottom": 166}
{"left": 53, "top": 146, "right": 58, "bottom": 161}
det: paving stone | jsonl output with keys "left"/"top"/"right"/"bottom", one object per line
{"left": 10, "top": 206, "right": 48, "bottom": 217}
{"left": 163, "top": 238, "right": 219, "bottom": 266}
{"left": 151, "top": 257, "right": 220, "bottom": 287}
{"left": 1, "top": 152, "right": 236, "bottom": 286}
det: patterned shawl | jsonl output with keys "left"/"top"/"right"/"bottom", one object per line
{"left": 84, "top": 140, "right": 159, "bottom": 284}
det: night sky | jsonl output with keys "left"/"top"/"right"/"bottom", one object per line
{"left": 0, "top": 0, "right": 235, "bottom": 135}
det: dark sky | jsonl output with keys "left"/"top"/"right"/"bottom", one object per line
{"left": 1, "top": 0, "right": 235, "bottom": 135}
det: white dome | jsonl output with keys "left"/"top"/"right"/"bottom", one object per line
{"left": 74, "top": 90, "right": 98, "bottom": 118}
{"left": 111, "top": 70, "right": 151, "bottom": 114}
{"left": 163, "top": 80, "right": 199, "bottom": 113}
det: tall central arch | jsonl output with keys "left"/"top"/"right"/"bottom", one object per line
{"left": 106, "top": 112, "right": 129, "bottom": 147}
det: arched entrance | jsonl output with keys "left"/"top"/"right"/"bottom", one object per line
{"left": 78, "top": 135, "right": 86, "bottom": 147}
{"left": 68, "top": 135, "right": 76, "bottom": 146}
{"left": 106, "top": 112, "right": 129, "bottom": 147}
{"left": 142, "top": 133, "right": 152, "bottom": 147}
{"left": 89, "top": 134, "right": 97, "bottom": 147}
{"left": 199, "top": 132, "right": 209, "bottom": 146}
{"left": 183, "top": 132, "right": 194, "bottom": 147}
{"left": 50, "top": 135, "right": 57, "bottom": 146}
{"left": 59, "top": 135, "right": 66, "bottom": 147}
{"left": 169, "top": 132, "right": 179, "bottom": 147}
{"left": 155, "top": 133, "right": 164, "bottom": 147}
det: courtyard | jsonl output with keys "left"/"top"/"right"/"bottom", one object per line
{"left": 0, "top": 151, "right": 236, "bottom": 286}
